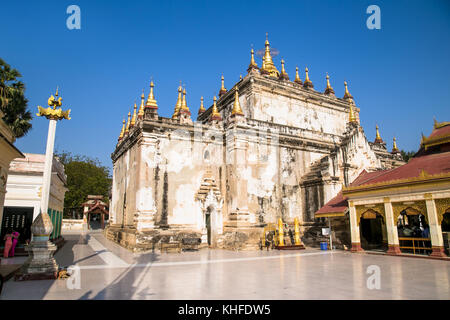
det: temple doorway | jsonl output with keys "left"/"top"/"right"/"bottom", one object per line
{"left": 205, "top": 206, "right": 215, "bottom": 246}
{"left": 360, "top": 210, "right": 387, "bottom": 251}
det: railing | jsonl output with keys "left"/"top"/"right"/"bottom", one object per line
{"left": 398, "top": 237, "right": 432, "bottom": 255}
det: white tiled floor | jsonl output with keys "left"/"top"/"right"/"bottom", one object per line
{"left": 1, "top": 232, "right": 449, "bottom": 300}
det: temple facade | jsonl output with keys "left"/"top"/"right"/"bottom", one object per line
{"left": 107, "top": 36, "right": 404, "bottom": 251}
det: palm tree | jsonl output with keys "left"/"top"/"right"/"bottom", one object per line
{"left": 0, "top": 58, "right": 32, "bottom": 138}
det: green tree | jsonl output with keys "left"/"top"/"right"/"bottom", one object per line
{"left": 0, "top": 58, "right": 32, "bottom": 138}
{"left": 400, "top": 150, "right": 416, "bottom": 162}
{"left": 56, "top": 151, "right": 111, "bottom": 210}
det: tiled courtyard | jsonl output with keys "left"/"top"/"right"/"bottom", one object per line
{"left": 1, "top": 231, "right": 449, "bottom": 300}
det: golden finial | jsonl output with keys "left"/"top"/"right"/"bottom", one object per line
{"left": 260, "top": 33, "right": 279, "bottom": 77}
{"left": 172, "top": 85, "right": 183, "bottom": 119}
{"left": 198, "top": 96, "right": 205, "bottom": 114}
{"left": 392, "top": 137, "right": 399, "bottom": 153}
{"left": 294, "top": 66, "right": 302, "bottom": 85}
{"left": 219, "top": 75, "right": 227, "bottom": 97}
{"left": 303, "top": 67, "right": 314, "bottom": 89}
{"left": 343, "top": 81, "right": 353, "bottom": 101}
{"left": 131, "top": 102, "right": 137, "bottom": 127}
{"left": 247, "top": 48, "right": 258, "bottom": 72}
{"left": 38, "top": 87, "right": 70, "bottom": 120}
{"left": 180, "top": 87, "right": 191, "bottom": 115}
{"left": 146, "top": 80, "right": 158, "bottom": 109}
{"left": 231, "top": 87, "right": 244, "bottom": 116}
{"left": 125, "top": 112, "right": 131, "bottom": 134}
{"left": 324, "top": 73, "right": 335, "bottom": 95}
{"left": 210, "top": 96, "right": 222, "bottom": 121}
{"left": 348, "top": 103, "right": 357, "bottom": 124}
{"left": 118, "top": 119, "right": 125, "bottom": 141}
{"left": 279, "top": 59, "right": 289, "bottom": 80}
{"left": 55, "top": 86, "right": 59, "bottom": 97}
{"left": 137, "top": 89, "right": 145, "bottom": 118}
{"left": 240, "top": 74, "right": 243, "bottom": 81}
{"left": 374, "top": 124, "right": 383, "bottom": 143}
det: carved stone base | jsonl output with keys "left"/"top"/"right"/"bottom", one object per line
{"left": 18, "top": 240, "right": 58, "bottom": 279}
{"left": 387, "top": 244, "right": 402, "bottom": 255}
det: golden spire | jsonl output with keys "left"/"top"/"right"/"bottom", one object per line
{"left": 138, "top": 89, "right": 145, "bottom": 118}
{"left": 180, "top": 87, "right": 191, "bottom": 116}
{"left": 279, "top": 59, "right": 289, "bottom": 80}
{"left": 125, "top": 112, "right": 131, "bottom": 134}
{"left": 231, "top": 87, "right": 244, "bottom": 116}
{"left": 247, "top": 48, "right": 258, "bottom": 72}
{"left": 348, "top": 103, "right": 357, "bottom": 124}
{"left": 324, "top": 73, "right": 335, "bottom": 95}
{"left": 210, "top": 96, "right": 222, "bottom": 121}
{"left": 343, "top": 81, "right": 353, "bottom": 101}
{"left": 374, "top": 124, "right": 383, "bottom": 143}
{"left": 260, "top": 33, "right": 279, "bottom": 77}
{"left": 303, "top": 67, "right": 314, "bottom": 89}
{"left": 219, "top": 74, "right": 227, "bottom": 97}
{"left": 198, "top": 96, "right": 205, "bottom": 114}
{"left": 294, "top": 66, "right": 302, "bottom": 85}
{"left": 392, "top": 137, "right": 399, "bottom": 153}
{"left": 240, "top": 74, "right": 243, "bottom": 81}
{"left": 172, "top": 84, "right": 183, "bottom": 119}
{"left": 130, "top": 102, "right": 137, "bottom": 127}
{"left": 145, "top": 80, "right": 158, "bottom": 109}
{"left": 118, "top": 119, "right": 125, "bottom": 141}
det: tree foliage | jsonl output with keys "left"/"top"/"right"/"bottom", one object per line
{"left": 0, "top": 58, "right": 32, "bottom": 138}
{"left": 400, "top": 150, "right": 416, "bottom": 162}
{"left": 56, "top": 151, "right": 111, "bottom": 209}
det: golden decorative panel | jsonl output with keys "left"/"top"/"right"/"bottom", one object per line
{"left": 434, "top": 198, "right": 450, "bottom": 225}
{"left": 391, "top": 201, "right": 427, "bottom": 223}
{"left": 355, "top": 203, "right": 385, "bottom": 226}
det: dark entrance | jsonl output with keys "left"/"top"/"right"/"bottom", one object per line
{"left": 360, "top": 210, "right": 387, "bottom": 251}
{"left": 1, "top": 207, "right": 33, "bottom": 247}
{"left": 205, "top": 211, "right": 211, "bottom": 245}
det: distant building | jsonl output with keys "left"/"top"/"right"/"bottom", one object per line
{"left": 0, "top": 109, "right": 24, "bottom": 235}
{"left": 1, "top": 153, "right": 68, "bottom": 248}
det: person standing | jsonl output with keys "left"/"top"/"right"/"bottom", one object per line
{"left": 9, "top": 230, "right": 20, "bottom": 257}
{"left": 3, "top": 229, "right": 13, "bottom": 258}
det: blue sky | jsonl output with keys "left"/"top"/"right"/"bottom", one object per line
{"left": 2, "top": 0, "right": 450, "bottom": 171}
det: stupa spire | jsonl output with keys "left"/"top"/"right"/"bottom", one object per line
{"left": 324, "top": 73, "right": 335, "bottom": 95}
{"left": 219, "top": 75, "right": 227, "bottom": 97}
{"left": 130, "top": 102, "right": 137, "bottom": 127}
{"left": 348, "top": 103, "right": 357, "bottom": 124}
{"left": 231, "top": 87, "right": 244, "bottom": 116}
{"left": 260, "top": 33, "right": 279, "bottom": 77}
{"left": 145, "top": 80, "right": 158, "bottom": 109}
{"left": 294, "top": 66, "right": 303, "bottom": 85}
{"left": 180, "top": 87, "right": 191, "bottom": 115}
{"left": 279, "top": 59, "right": 289, "bottom": 81}
{"left": 303, "top": 67, "right": 314, "bottom": 89}
{"left": 125, "top": 112, "right": 131, "bottom": 134}
{"left": 198, "top": 96, "right": 205, "bottom": 115}
{"left": 343, "top": 81, "right": 354, "bottom": 101}
{"left": 210, "top": 96, "right": 222, "bottom": 121}
{"left": 138, "top": 89, "right": 145, "bottom": 118}
{"left": 118, "top": 119, "right": 125, "bottom": 141}
{"left": 172, "top": 84, "right": 183, "bottom": 119}
{"left": 247, "top": 48, "right": 258, "bottom": 73}
{"left": 392, "top": 137, "right": 400, "bottom": 153}
{"left": 374, "top": 125, "right": 383, "bottom": 143}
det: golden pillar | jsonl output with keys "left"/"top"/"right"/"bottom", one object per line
{"left": 294, "top": 217, "right": 301, "bottom": 245}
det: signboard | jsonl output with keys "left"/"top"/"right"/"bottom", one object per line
{"left": 322, "top": 228, "right": 330, "bottom": 236}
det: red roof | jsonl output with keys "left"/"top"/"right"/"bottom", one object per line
{"left": 350, "top": 151, "right": 450, "bottom": 187}
{"left": 429, "top": 124, "right": 450, "bottom": 139}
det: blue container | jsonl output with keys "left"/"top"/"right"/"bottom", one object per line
{"left": 320, "top": 242, "right": 328, "bottom": 250}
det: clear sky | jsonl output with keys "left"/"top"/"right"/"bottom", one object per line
{"left": 2, "top": 0, "right": 450, "bottom": 171}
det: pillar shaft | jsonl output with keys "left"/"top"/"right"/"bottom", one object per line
{"left": 349, "top": 203, "right": 362, "bottom": 252}
{"left": 426, "top": 198, "right": 447, "bottom": 257}
{"left": 384, "top": 200, "right": 401, "bottom": 255}
{"left": 40, "top": 119, "right": 57, "bottom": 216}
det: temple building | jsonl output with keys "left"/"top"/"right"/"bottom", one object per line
{"left": 107, "top": 36, "right": 404, "bottom": 251}
{"left": 316, "top": 119, "right": 450, "bottom": 258}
